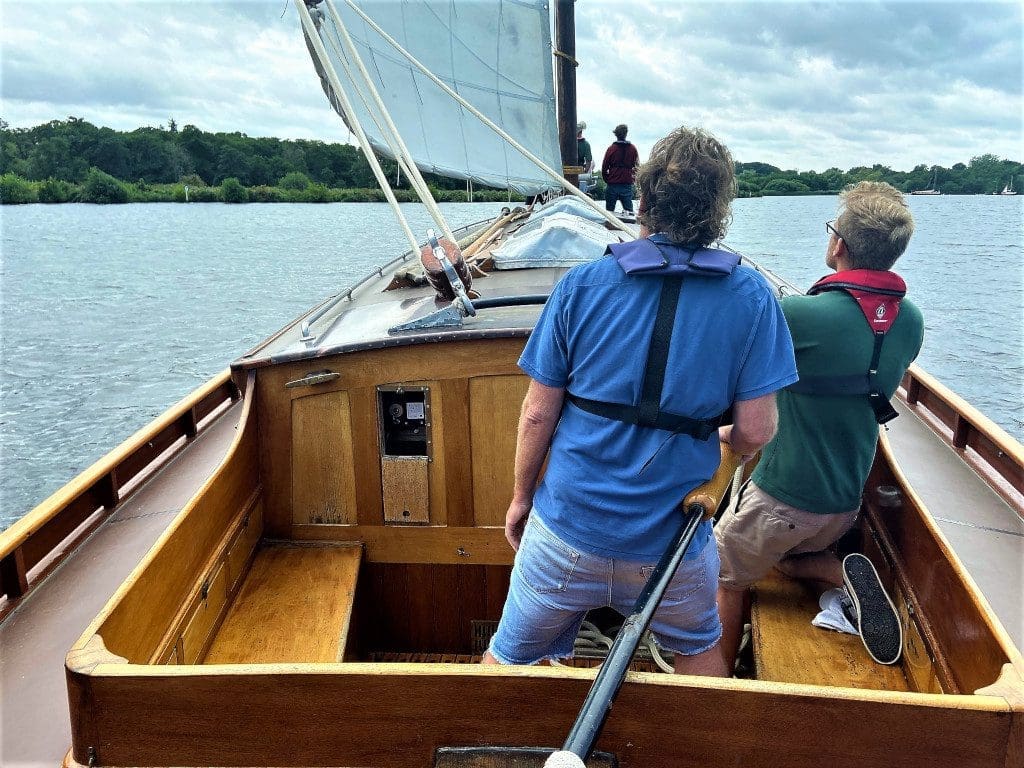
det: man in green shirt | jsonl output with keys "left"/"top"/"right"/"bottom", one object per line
{"left": 716, "top": 181, "right": 924, "bottom": 669}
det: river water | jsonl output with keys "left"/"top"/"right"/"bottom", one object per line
{"left": 1, "top": 197, "right": 1021, "bottom": 530}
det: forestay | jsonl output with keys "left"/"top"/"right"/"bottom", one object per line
{"left": 303, "top": 0, "right": 562, "bottom": 194}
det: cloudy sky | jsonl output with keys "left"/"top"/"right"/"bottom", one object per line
{"left": 1, "top": 0, "right": 1020, "bottom": 172}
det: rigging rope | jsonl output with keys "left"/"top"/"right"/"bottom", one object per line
{"left": 294, "top": 0, "right": 421, "bottom": 256}
{"left": 324, "top": 0, "right": 458, "bottom": 243}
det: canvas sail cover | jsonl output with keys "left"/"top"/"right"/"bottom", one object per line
{"left": 303, "top": 0, "right": 562, "bottom": 194}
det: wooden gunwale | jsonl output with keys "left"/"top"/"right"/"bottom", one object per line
{"left": 0, "top": 370, "right": 241, "bottom": 613}
{"left": 899, "top": 365, "right": 1023, "bottom": 516}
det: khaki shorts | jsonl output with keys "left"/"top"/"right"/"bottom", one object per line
{"left": 715, "top": 481, "right": 860, "bottom": 589}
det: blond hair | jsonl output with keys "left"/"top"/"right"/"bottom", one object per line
{"left": 635, "top": 126, "right": 735, "bottom": 247}
{"left": 836, "top": 182, "right": 915, "bottom": 270}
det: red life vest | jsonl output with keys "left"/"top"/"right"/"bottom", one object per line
{"left": 786, "top": 270, "right": 907, "bottom": 424}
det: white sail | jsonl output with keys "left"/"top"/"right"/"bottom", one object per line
{"left": 302, "top": 0, "right": 562, "bottom": 195}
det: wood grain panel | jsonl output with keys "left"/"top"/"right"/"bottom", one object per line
{"left": 751, "top": 571, "right": 910, "bottom": 691}
{"left": 292, "top": 524, "right": 514, "bottom": 565}
{"left": 204, "top": 544, "right": 362, "bottom": 664}
{"left": 226, "top": 499, "right": 263, "bottom": 594}
{"left": 256, "top": 340, "right": 525, "bottom": 537}
{"left": 469, "top": 375, "right": 529, "bottom": 526}
{"left": 69, "top": 664, "right": 1015, "bottom": 768}
{"left": 291, "top": 391, "right": 358, "bottom": 525}
{"left": 382, "top": 457, "right": 430, "bottom": 524}
{"left": 180, "top": 562, "right": 227, "bottom": 664}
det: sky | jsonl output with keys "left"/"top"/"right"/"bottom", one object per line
{"left": 1, "top": 0, "right": 1021, "bottom": 172}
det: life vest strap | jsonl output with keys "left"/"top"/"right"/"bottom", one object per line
{"left": 567, "top": 276, "right": 724, "bottom": 441}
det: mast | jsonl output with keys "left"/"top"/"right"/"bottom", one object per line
{"left": 554, "top": 0, "right": 579, "bottom": 188}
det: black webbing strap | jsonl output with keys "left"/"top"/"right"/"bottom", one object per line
{"left": 786, "top": 331, "right": 898, "bottom": 424}
{"left": 566, "top": 277, "right": 723, "bottom": 441}
{"left": 867, "top": 331, "right": 899, "bottom": 424}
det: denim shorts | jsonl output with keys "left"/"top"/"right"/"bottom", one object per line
{"left": 488, "top": 514, "right": 721, "bottom": 665}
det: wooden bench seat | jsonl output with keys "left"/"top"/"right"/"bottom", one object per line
{"left": 204, "top": 542, "right": 362, "bottom": 664}
{"left": 751, "top": 571, "right": 910, "bottom": 691}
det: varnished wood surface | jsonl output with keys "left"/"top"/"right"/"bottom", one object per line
{"left": 291, "top": 390, "right": 358, "bottom": 525}
{"left": 67, "top": 663, "right": 1016, "bottom": 768}
{"left": 85, "top": 373, "right": 260, "bottom": 664}
{"left": 751, "top": 571, "right": 910, "bottom": 691}
{"left": 382, "top": 456, "right": 431, "bottom": 524}
{"left": 886, "top": 398, "right": 1023, "bottom": 652}
{"left": 470, "top": 374, "right": 530, "bottom": 526}
{"left": 205, "top": 543, "right": 362, "bottom": 664}
{"left": 256, "top": 340, "right": 525, "bottom": 538}
{"left": 292, "top": 524, "right": 515, "bottom": 565}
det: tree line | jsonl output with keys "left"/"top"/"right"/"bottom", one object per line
{"left": 1, "top": 117, "right": 1020, "bottom": 203}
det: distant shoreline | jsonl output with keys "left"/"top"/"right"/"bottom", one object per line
{"left": 3, "top": 119, "right": 1022, "bottom": 205}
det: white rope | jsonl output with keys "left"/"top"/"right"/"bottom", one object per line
{"left": 340, "top": 0, "right": 633, "bottom": 235}
{"left": 324, "top": 0, "right": 457, "bottom": 242}
{"left": 294, "top": 0, "right": 420, "bottom": 255}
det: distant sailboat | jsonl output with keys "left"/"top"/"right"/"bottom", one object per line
{"left": 998, "top": 178, "right": 1017, "bottom": 195}
{"left": 911, "top": 168, "right": 941, "bottom": 195}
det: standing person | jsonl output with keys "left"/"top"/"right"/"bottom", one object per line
{"left": 715, "top": 181, "right": 924, "bottom": 669}
{"left": 601, "top": 123, "right": 639, "bottom": 213}
{"left": 483, "top": 126, "right": 798, "bottom": 677}
{"left": 576, "top": 121, "right": 593, "bottom": 194}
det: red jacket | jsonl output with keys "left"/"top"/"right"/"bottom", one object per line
{"left": 601, "top": 141, "right": 639, "bottom": 184}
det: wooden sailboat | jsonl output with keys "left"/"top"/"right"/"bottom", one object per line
{"left": 2, "top": 2, "right": 1022, "bottom": 767}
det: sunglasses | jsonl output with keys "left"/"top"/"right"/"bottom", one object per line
{"left": 826, "top": 219, "right": 855, "bottom": 260}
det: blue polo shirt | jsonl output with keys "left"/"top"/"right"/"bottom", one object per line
{"left": 519, "top": 253, "right": 797, "bottom": 560}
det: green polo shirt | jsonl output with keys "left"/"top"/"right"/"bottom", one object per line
{"left": 752, "top": 290, "right": 924, "bottom": 514}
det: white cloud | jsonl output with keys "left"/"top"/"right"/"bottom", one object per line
{"left": 0, "top": 0, "right": 1020, "bottom": 170}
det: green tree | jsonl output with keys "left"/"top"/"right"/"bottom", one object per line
{"left": 80, "top": 167, "right": 128, "bottom": 203}
{"left": 0, "top": 173, "right": 37, "bottom": 203}
{"left": 38, "top": 177, "right": 74, "bottom": 203}
{"left": 278, "top": 171, "right": 311, "bottom": 190}
{"left": 220, "top": 177, "right": 249, "bottom": 202}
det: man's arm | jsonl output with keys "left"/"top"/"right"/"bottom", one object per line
{"left": 719, "top": 392, "right": 778, "bottom": 461}
{"left": 505, "top": 379, "right": 565, "bottom": 550}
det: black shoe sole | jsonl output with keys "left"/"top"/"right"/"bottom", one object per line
{"left": 843, "top": 553, "right": 902, "bottom": 665}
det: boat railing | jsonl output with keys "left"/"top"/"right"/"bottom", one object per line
{"left": 0, "top": 370, "right": 242, "bottom": 616}
{"left": 900, "top": 365, "right": 1024, "bottom": 515}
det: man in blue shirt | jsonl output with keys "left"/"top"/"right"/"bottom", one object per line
{"left": 483, "top": 126, "right": 798, "bottom": 676}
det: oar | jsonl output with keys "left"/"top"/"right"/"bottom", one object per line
{"left": 545, "top": 441, "right": 742, "bottom": 768}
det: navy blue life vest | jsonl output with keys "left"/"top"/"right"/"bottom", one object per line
{"left": 786, "top": 269, "right": 906, "bottom": 424}
{"left": 565, "top": 237, "right": 740, "bottom": 440}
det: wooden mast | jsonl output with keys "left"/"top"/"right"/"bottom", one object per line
{"left": 554, "top": 0, "right": 580, "bottom": 188}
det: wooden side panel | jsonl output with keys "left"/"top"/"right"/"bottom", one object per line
{"left": 469, "top": 375, "right": 529, "bottom": 526}
{"left": 226, "top": 499, "right": 264, "bottom": 594}
{"left": 291, "top": 391, "right": 358, "bottom": 525}
{"left": 94, "top": 377, "right": 260, "bottom": 664}
{"left": 71, "top": 667, "right": 1015, "bottom": 768}
{"left": 180, "top": 562, "right": 228, "bottom": 664}
{"left": 355, "top": 563, "right": 510, "bottom": 655}
{"left": 382, "top": 457, "right": 430, "bottom": 524}
{"left": 903, "top": 600, "right": 943, "bottom": 694}
{"left": 204, "top": 544, "right": 362, "bottom": 664}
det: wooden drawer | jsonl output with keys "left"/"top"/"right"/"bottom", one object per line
{"left": 180, "top": 562, "right": 228, "bottom": 664}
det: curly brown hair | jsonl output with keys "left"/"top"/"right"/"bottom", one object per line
{"left": 635, "top": 126, "right": 736, "bottom": 247}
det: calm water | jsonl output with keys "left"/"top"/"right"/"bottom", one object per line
{"left": 1, "top": 197, "right": 1022, "bottom": 530}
